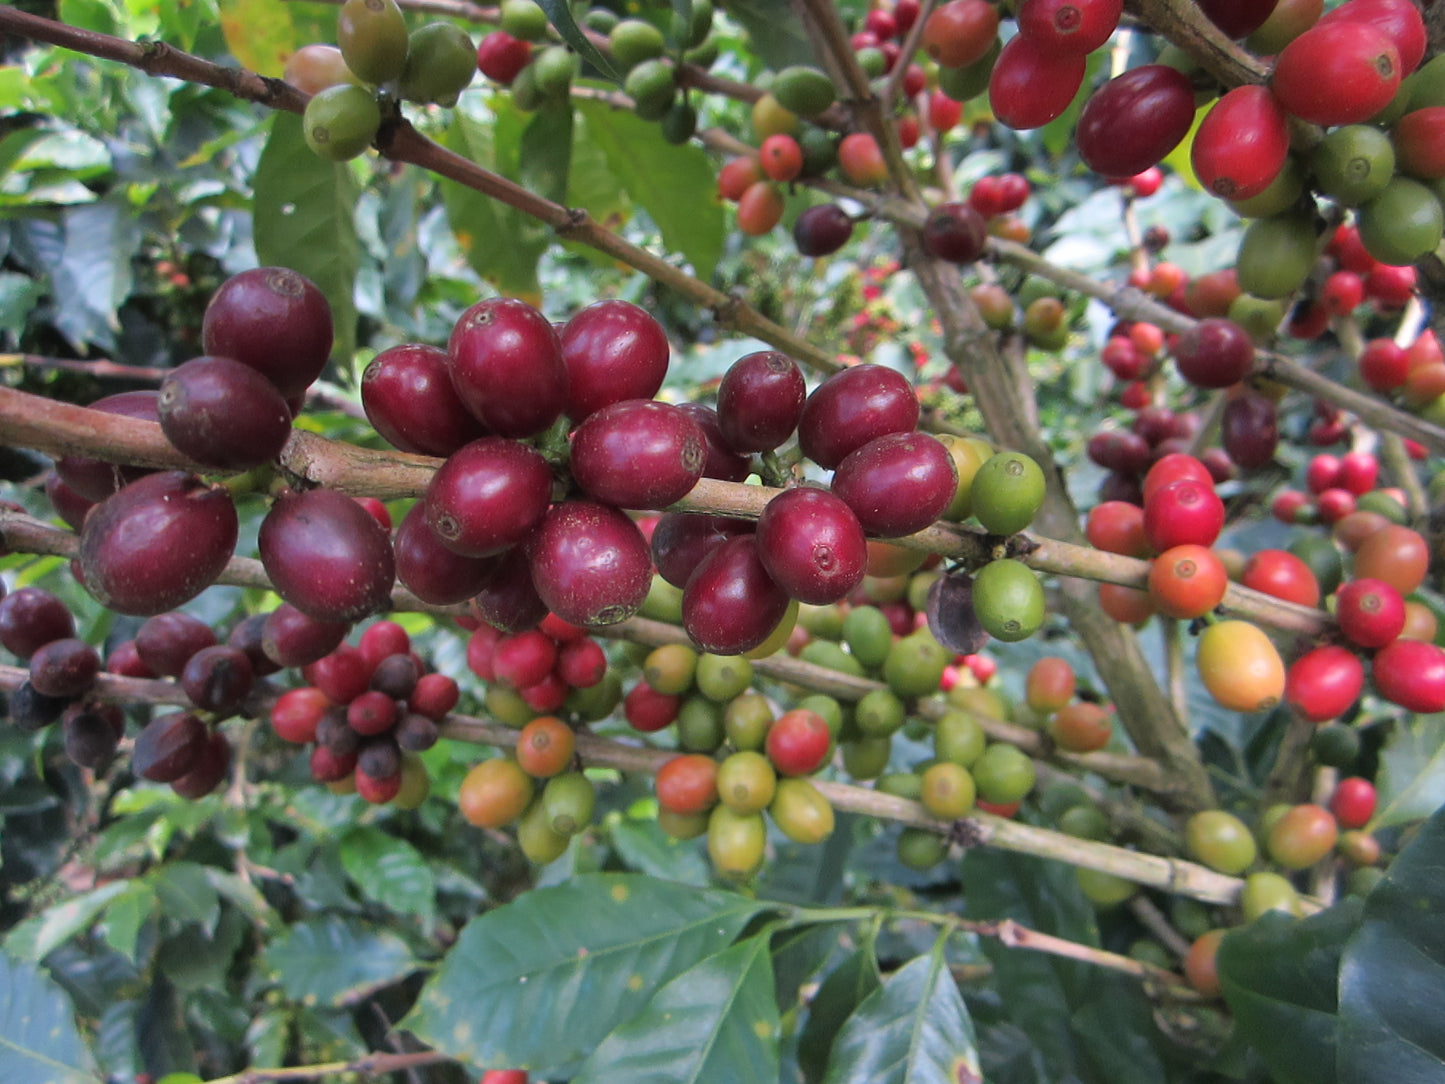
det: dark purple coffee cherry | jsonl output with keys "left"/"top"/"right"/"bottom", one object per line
{"left": 261, "top": 602, "right": 351, "bottom": 668}
{"left": 54, "top": 390, "right": 162, "bottom": 501}
{"left": 716, "top": 352, "right": 806, "bottom": 454}
{"left": 798, "top": 363, "right": 919, "bottom": 470}
{"left": 1076, "top": 64, "right": 1196, "bottom": 179}
{"left": 62, "top": 703, "right": 121, "bottom": 770}
{"left": 158, "top": 355, "right": 293, "bottom": 469}
{"left": 317, "top": 706, "right": 362, "bottom": 756}
{"left": 394, "top": 500, "right": 501, "bottom": 605}
{"left": 1221, "top": 391, "right": 1280, "bottom": 469}
{"left": 135, "top": 611, "right": 218, "bottom": 678}
{"left": 470, "top": 545, "right": 550, "bottom": 633}
{"left": 425, "top": 437, "right": 553, "bottom": 557}
{"left": 28, "top": 638, "right": 100, "bottom": 699}
{"left": 830, "top": 432, "right": 958, "bottom": 537}
{"left": 170, "top": 731, "right": 233, "bottom": 799}
{"left": 357, "top": 733, "right": 402, "bottom": 780}
{"left": 921, "top": 201, "right": 989, "bottom": 264}
{"left": 8, "top": 680, "right": 70, "bottom": 732}
{"left": 0, "top": 586, "right": 75, "bottom": 658}
{"left": 202, "top": 267, "right": 334, "bottom": 397}
{"left": 362, "top": 342, "right": 489, "bottom": 457}
{"left": 681, "top": 535, "right": 791, "bottom": 655}
{"left": 370, "top": 652, "right": 420, "bottom": 700}
{"left": 448, "top": 298, "right": 567, "bottom": 438}
{"left": 677, "top": 403, "right": 752, "bottom": 482}
{"left": 650, "top": 512, "right": 754, "bottom": 589}
{"left": 793, "top": 203, "right": 854, "bottom": 257}
{"left": 1173, "top": 318, "right": 1256, "bottom": 389}
{"left": 227, "top": 613, "right": 283, "bottom": 677}
{"left": 44, "top": 473, "right": 94, "bottom": 531}
{"left": 395, "top": 711, "right": 440, "bottom": 752}
{"left": 560, "top": 300, "right": 670, "bottom": 422}
{"left": 527, "top": 501, "right": 653, "bottom": 627}
{"left": 132, "top": 711, "right": 209, "bottom": 782}
{"left": 79, "top": 472, "right": 239, "bottom": 616}
{"left": 570, "top": 400, "right": 706, "bottom": 509}
{"left": 180, "top": 645, "right": 255, "bottom": 716}
{"left": 755, "top": 487, "right": 868, "bottom": 604}
{"left": 259, "top": 488, "right": 395, "bottom": 622}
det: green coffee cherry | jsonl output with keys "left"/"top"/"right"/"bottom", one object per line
{"left": 337, "top": 0, "right": 409, "bottom": 86}
{"left": 303, "top": 83, "right": 382, "bottom": 161}
{"left": 398, "top": 22, "right": 477, "bottom": 105}
{"left": 500, "top": 0, "right": 549, "bottom": 42}
{"left": 771, "top": 65, "right": 837, "bottom": 117}
{"left": 609, "top": 18, "right": 666, "bottom": 71}
{"left": 625, "top": 58, "right": 677, "bottom": 121}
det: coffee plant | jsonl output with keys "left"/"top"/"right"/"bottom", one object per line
{"left": 2, "top": 0, "right": 1445, "bottom": 1081}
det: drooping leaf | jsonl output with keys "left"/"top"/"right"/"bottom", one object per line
{"left": 218, "top": 0, "right": 297, "bottom": 77}
{"left": 404, "top": 873, "right": 765, "bottom": 1076}
{"left": 535, "top": 0, "right": 620, "bottom": 82}
{"left": 572, "top": 934, "right": 780, "bottom": 1083}
{"left": 253, "top": 110, "right": 361, "bottom": 369}
{"left": 1370, "top": 713, "right": 1445, "bottom": 830}
{"left": 260, "top": 915, "right": 416, "bottom": 1006}
{"left": 440, "top": 108, "right": 547, "bottom": 305}
{"left": 798, "top": 947, "right": 881, "bottom": 1084}
{"left": 4, "top": 882, "right": 129, "bottom": 961}
{"left": 0, "top": 952, "right": 100, "bottom": 1084}
{"left": 337, "top": 826, "right": 437, "bottom": 925}
{"left": 1338, "top": 804, "right": 1445, "bottom": 1082}
{"left": 99, "top": 883, "right": 155, "bottom": 963}
{"left": 1070, "top": 973, "right": 1176, "bottom": 1084}
{"left": 1218, "top": 901, "right": 1362, "bottom": 1084}
{"left": 822, "top": 941, "right": 981, "bottom": 1084}
{"left": 573, "top": 100, "right": 724, "bottom": 280}
{"left": 609, "top": 816, "right": 712, "bottom": 886}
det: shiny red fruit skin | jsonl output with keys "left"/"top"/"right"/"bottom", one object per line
{"left": 830, "top": 432, "right": 958, "bottom": 538}
{"left": 1373, "top": 638, "right": 1445, "bottom": 712}
{"left": 1016, "top": 0, "right": 1123, "bottom": 55}
{"left": 202, "top": 267, "right": 333, "bottom": 398}
{"left": 1271, "top": 22, "right": 1400, "bottom": 127}
{"left": 1191, "top": 85, "right": 1290, "bottom": 201}
{"left": 988, "top": 34, "right": 1086, "bottom": 131}
{"left": 560, "top": 300, "right": 670, "bottom": 422}
{"left": 0, "top": 587, "right": 75, "bottom": 659}
{"left": 571, "top": 399, "right": 706, "bottom": 509}
{"left": 1172, "top": 318, "right": 1255, "bottom": 389}
{"left": 158, "top": 355, "right": 292, "bottom": 470}
{"left": 262, "top": 604, "right": 349, "bottom": 668}
{"left": 1318, "top": 0, "right": 1426, "bottom": 74}
{"left": 1240, "top": 549, "right": 1319, "bottom": 608}
{"left": 678, "top": 403, "right": 752, "bottom": 483}
{"left": 79, "top": 472, "right": 238, "bottom": 617}
{"left": 1285, "top": 645, "right": 1364, "bottom": 722}
{"left": 394, "top": 500, "right": 500, "bottom": 605}
{"left": 798, "top": 363, "right": 919, "bottom": 470}
{"left": 1142, "top": 478, "right": 1225, "bottom": 552}
{"left": 447, "top": 298, "right": 567, "bottom": 438}
{"left": 624, "top": 681, "right": 683, "bottom": 732}
{"left": 765, "top": 709, "right": 832, "bottom": 776}
{"left": 476, "top": 31, "right": 531, "bottom": 84}
{"left": 1335, "top": 578, "right": 1406, "bottom": 649}
{"left": 651, "top": 513, "right": 754, "bottom": 589}
{"left": 527, "top": 501, "right": 652, "bottom": 627}
{"left": 1076, "top": 64, "right": 1195, "bottom": 179}
{"left": 470, "top": 545, "right": 549, "bottom": 632}
{"left": 1197, "top": 0, "right": 1278, "bottom": 37}
{"left": 425, "top": 437, "right": 554, "bottom": 557}
{"left": 755, "top": 486, "right": 868, "bottom": 604}
{"left": 259, "top": 488, "right": 395, "bottom": 623}
{"left": 1330, "top": 777, "right": 1376, "bottom": 830}
{"left": 362, "top": 343, "right": 488, "bottom": 457}
{"left": 681, "top": 535, "right": 792, "bottom": 655}
{"left": 717, "top": 351, "right": 807, "bottom": 454}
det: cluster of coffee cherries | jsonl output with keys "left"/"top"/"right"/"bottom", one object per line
{"left": 289, "top": 0, "right": 479, "bottom": 161}
{"left": 268, "top": 619, "right": 454, "bottom": 806}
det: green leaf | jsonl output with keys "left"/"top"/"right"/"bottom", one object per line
{"left": 573, "top": 100, "right": 725, "bottom": 280}
{"left": 1219, "top": 902, "right": 1363, "bottom": 1084}
{"left": 1338, "top": 804, "right": 1445, "bottom": 1082}
{"left": 54, "top": 201, "right": 139, "bottom": 351}
{"left": 608, "top": 816, "right": 711, "bottom": 886}
{"left": 1069, "top": 973, "right": 1172, "bottom": 1084}
{"left": 253, "top": 110, "right": 361, "bottom": 370}
{"left": 0, "top": 953, "right": 100, "bottom": 1084}
{"left": 520, "top": 100, "right": 574, "bottom": 208}
{"left": 148, "top": 861, "right": 219, "bottom": 930}
{"left": 440, "top": 107, "right": 547, "bottom": 305}
{"left": 99, "top": 884, "right": 154, "bottom": 963}
{"left": 535, "top": 0, "right": 620, "bottom": 82}
{"left": 798, "top": 948, "right": 881, "bottom": 1084}
{"left": 337, "top": 826, "right": 437, "bottom": 924}
{"left": 822, "top": 941, "right": 981, "bottom": 1084}
{"left": 573, "top": 934, "right": 780, "bottom": 1083}
{"left": 404, "top": 873, "right": 765, "bottom": 1075}
{"left": 218, "top": 0, "right": 296, "bottom": 77}
{"left": 4, "top": 883, "right": 128, "bottom": 961}
{"left": 717, "top": 0, "right": 817, "bottom": 69}
{"left": 261, "top": 915, "right": 416, "bottom": 1007}
{"left": 1371, "top": 713, "right": 1445, "bottom": 830}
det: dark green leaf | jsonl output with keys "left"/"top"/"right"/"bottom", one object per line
{"left": 1339, "top": 804, "right": 1445, "bottom": 1082}
{"left": 54, "top": 202, "right": 139, "bottom": 350}
{"left": 1371, "top": 713, "right": 1445, "bottom": 830}
{"left": 0, "top": 952, "right": 100, "bottom": 1084}
{"left": 4, "top": 883, "right": 128, "bottom": 961}
{"left": 609, "top": 816, "right": 711, "bottom": 885}
{"left": 440, "top": 109, "right": 547, "bottom": 304}
{"left": 520, "top": 101, "right": 574, "bottom": 208}
{"left": 772, "top": 924, "right": 840, "bottom": 1013}
{"left": 1218, "top": 902, "right": 1361, "bottom": 1084}
{"left": 573, "top": 934, "right": 780, "bottom": 1083}
{"left": 148, "top": 862, "right": 220, "bottom": 930}
{"left": 798, "top": 947, "right": 881, "bottom": 1084}
{"left": 535, "top": 0, "right": 620, "bottom": 82}
{"left": 99, "top": 884, "right": 154, "bottom": 963}
{"left": 260, "top": 916, "right": 416, "bottom": 1006}
{"left": 822, "top": 942, "right": 981, "bottom": 1084}
{"left": 717, "top": 0, "right": 817, "bottom": 69}
{"left": 135, "top": 975, "right": 194, "bottom": 1078}
{"left": 404, "top": 873, "right": 764, "bottom": 1075}
{"left": 0, "top": 777, "right": 57, "bottom": 815}
{"left": 253, "top": 110, "right": 361, "bottom": 369}
{"left": 337, "top": 826, "right": 436, "bottom": 925}
{"left": 573, "top": 100, "right": 724, "bottom": 280}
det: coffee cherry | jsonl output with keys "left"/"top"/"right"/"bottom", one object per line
{"left": 476, "top": 30, "right": 532, "bottom": 84}
{"left": 560, "top": 301, "right": 670, "bottom": 422}
{"left": 1076, "top": 64, "right": 1194, "bottom": 179}
{"left": 1196, "top": 620, "right": 1284, "bottom": 712}
{"left": 798, "top": 363, "right": 919, "bottom": 470}
{"left": 158, "top": 355, "right": 292, "bottom": 470}
{"left": 970, "top": 559, "right": 1045, "bottom": 642}
{"left": 260, "top": 488, "right": 395, "bottom": 623}
{"left": 1221, "top": 392, "right": 1279, "bottom": 470}
{"left": 337, "top": 0, "right": 409, "bottom": 85}
{"left": 425, "top": 438, "right": 553, "bottom": 557}
{"left": 303, "top": 83, "right": 382, "bottom": 162}
{"left": 1335, "top": 578, "right": 1406, "bottom": 649}
{"left": 136, "top": 611, "right": 217, "bottom": 677}
{"left": 1191, "top": 85, "right": 1290, "bottom": 201}
{"left": 527, "top": 501, "right": 652, "bottom": 627}
{"left": 769, "top": 778, "right": 835, "bottom": 844}
{"left": 202, "top": 268, "right": 333, "bottom": 399}
{"left": 921, "top": 202, "right": 988, "bottom": 263}
{"left": 0, "top": 587, "right": 75, "bottom": 658}
{"left": 80, "top": 472, "right": 238, "bottom": 617}
{"left": 459, "top": 758, "right": 534, "bottom": 828}
{"left": 28, "top": 638, "right": 99, "bottom": 699}
{"left": 682, "top": 535, "right": 792, "bottom": 655}
{"left": 448, "top": 298, "right": 567, "bottom": 439}
{"left": 650, "top": 513, "right": 753, "bottom": 589}
{"left": 988, "top": 34, "right": 1085, "bottom": 130}
{"left": 971, "top": 451, "right": 1046, "bottom": 536}
{"left": 362, "top": 343, "right": 488, "bottom": 457}
{"left": 1372, "top": 638, "right": 1445, "bottom": 712}
{"left": 793, "top": 204, "right": 854, "bottom": 257}
{"left": 1017, "top": 0, "right": 1122, "bottom": 54}
{"left": 1172, "top": 318, "right": 1254, "bottom": 389}
{"left": 707, "top": 805, "right": 766, "bottom": 878}
{"left": 571, "top": 399, "right": 706, "bottom": 509}
{"left": 1185, "top": 809, "right": 1257, "bottom": 874}
{"left": 1047, "top": 701, "right": 1114, "bottom": 752}
{"left": 1271, "top": 22, "right": 1400, "bottom": 126}
{"left": 831, "top": 432, "right": 958, "bottom": 538}
{"left": 716, "top": 351, "right": 806, "bottom": 455}
{"left": 394, "top": 501, "right": 500, "bottom": 606}
{"left": 755, "top": 487, "right": 867, "bottom": 605}
{"left": 923, "top": 0, "right": 999, "bottom": 67}
{"left": 1266, "top": 803, "right": 1338, "bottom": 869}
{"left": 263, "top": 604, "right": 350, "bottom": 668}
{"left": 283, "top": 43, "right": 355, "bottom": 95}
{"left": 62, "top": 703, "right": 121, "bottom": 771}
{"left": 134, "top": 711, "right": 209, "bottom": 782}
{"left": 55, "top": 391, "right": 163, "bottom": 501}
{"left": 398, "top": 22, "right": 476, "bottom": 105}
{"left": 471, "top": 546, "right": 550, "bottom": 633}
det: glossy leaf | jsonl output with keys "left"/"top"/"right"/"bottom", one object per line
{"left": 337, "top": 826, "right": 437, "bottom": 925}
{"left": 535, "top": 0, "right": 620, "bottom": 81}
{"left": 4, "top": 883, "right": 128, "bottom": 961}
{"left": 260, "top": 916, "right": 415, "bottom": 1006}
{"left": 0, "top": 952, "right": 100, "bottom": 1083}
{"left": 822, "top": 941, "right": 981, "bottom": 1084}
{"left": 574, "top": 100, "right": 724, "bottom": 280}
{"left": 404, "top": 873, "right": 765, "bottom": 1075}
{"left": 573, "top": 935, "right": 780, "bottom": 1083}
{"left": 798, "top": 947, "right": 881, "bottom": 1083}
{"left": 1370, "top": 713, "right": 1445, "bottom": 830}
{"left": 520, "top": 102, "right": 574, "bottom": 209}
{"left": 1219, "top": 901, "right": 1362, "bottom": 1084}
{"left": 1339, "top": 804, "right": 1445, "bottom": 1081}
{"left": 609, "top": 817, "right": 712, "bottom": 886}
{"left": 253, "top": 111, "right": 361, "bottom": 368}
{"left": 53, "top": 201, "right": 139, "bottom": 351}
